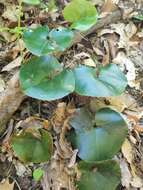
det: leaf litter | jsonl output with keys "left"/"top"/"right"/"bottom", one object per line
{"left": 0, "top": 0, "right": 143, "bottom": 189}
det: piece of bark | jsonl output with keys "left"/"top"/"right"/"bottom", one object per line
{"left": 0, "top": 73, "right": 25, "bottom": 135}
{"left": 0, "top": 10, "right": 122, "bottom": 135}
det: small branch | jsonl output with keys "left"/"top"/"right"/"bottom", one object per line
{"left": 0, "top": 10, "right": 122, "bottom": 135}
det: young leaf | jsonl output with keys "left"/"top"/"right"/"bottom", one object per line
{"left": 69, "top": 107, "right": 128, "bottom": 161}
{"left": 19, "top": 55, "right": 75, "bottom": 100}
{"left": 11, "top": 129, "right": 53, "bottom": 163}
{"left": 22, "top": 0, "right": 40, "bottom": 5}
{"left": 63, "top": 0, "right": 98, "bottom": 31}
{"left": 74, "top": 64, "right": 127, "bottom": 97}
{"left": 33, "top": 168, "right": 44, "bottom": 181}
{"left": 23, "top": 26, "right": 74, "bottom": 56}
{"left": 77, "top": 160, "right": 121, "bottom": 190}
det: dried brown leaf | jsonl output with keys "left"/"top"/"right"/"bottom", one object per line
{"left": 0, "top": 179, "right": 14, "bottom": 190}
{"left": 122, "top": 139, "right": 133, "bottom": 164}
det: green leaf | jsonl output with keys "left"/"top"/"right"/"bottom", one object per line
{"left": 69, "top": 107, "right": 127, "bottom": 161}
{"left": 49, "top": 28, "right": 74, "bottom": 51}
{"left": 74, "top": 64, "right": 127, "bottom": 97}
{"left": 23, "top": 26, "right": 74, "bottom": 56}
{"left": 19, "top": 55, "right": 75, "bottom": 100}
{"left": 22, "top": 0, "right": 40, "bottom": 5}
{"left": 133, "top": 14, "right": 143, "bottom": 21}
{"left": 33, "top": 168, "right": 44, "bottom": 181}
{"left": 77, "top": 160, "right": 121, "bottom": 190}
{"left": 11, "top": 129, "right": 53, "bottom": 163}
{"left": 63, "top": 0, "right": 98, "bottom": 31}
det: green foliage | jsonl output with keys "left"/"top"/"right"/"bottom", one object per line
{"left": 20, "top": 1, "right": 127, "bottom": 101}
{"left": 77, "top": 160, "right": 121, "bottom": 190}
{"left": 74, "top": 64, "right": 127, "bottom": 97}
{"left": 20, "top": 57, "right": 127, "bottom": 100}
{"left": 69, "top": 107, "right": 127, "bottom": 161}
{"left": 19, "top": 55, "right": 75, "bottom": 100}
{"left": 33, "top": 168, "right": 44, "bottom": 181}
{"left": 133, "top": 14, "right": 143, "bottom": 21}
{"left": 5, "top": 0, "right": 128, "bottom": 189}
{"left": 63, "top": 0, "right": 98, "bottom": 31}
{"left": 11, "top": 129, "right": 53, "bottom": 163}
{"left": 22, "top": 0, "right": 40, "bottom": 5}
{"left": 23, "top": 26, "right": 74, "bottom": 56}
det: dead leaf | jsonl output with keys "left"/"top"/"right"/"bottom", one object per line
{"left": 51, "top": 102, "right": 67, "bottom": 134}
{"left": 122, "top": 139, "right": 133, "bottom": 164}
{"left": 0, "top": 76, "right": 5, "bottom": 92}
{"left": 42, "top": 157, "right": 76, "bottom": 190}
{"left": 130, "top": 164, "right": 143, "bottom": 188}
{"left": 2, "top": 56, "right": 22, "bottom": 72}
{"left": 14, "top": 161, "right": 27, "bottom": 177}
{"left": 120, "top": 158, "right": 132, "bottom": 188}
{"left": 83, "top": 58, "right": 96, "bottom": 67}
{"left": 102, "top": 39, "right": 110, "bottom": 65}
{"left": 0, "top": 179, "right": 14, "bottom": 190}
{"left": 101, "top": 0, "right": 117, "bottom": 13}
{"left": 2, "top": 4, "right": 17, "bottom": 22}
{"left": 111, "top": 22, "right": 137, "bottom": 49}
{"left": 113, "top": 51, "right": 137, "bottom": 88}
{"left": 74, "top": 52, "right": 96, "bottom": 67}
{"left": 68, "top": 149, "right": 78, "bottom": 168}
{"left": 59, "top": 118, "right": 73, "bottom": 158}
{"left": 90, "top": 94, "right": 128, "bottom": 112}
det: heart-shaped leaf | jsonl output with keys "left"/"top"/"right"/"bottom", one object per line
{"left": 69, "top": 107, "right": 127, "bottom": 161}
{"left": 11, "top": 129, "right": 53, "bottom": 163}
{"left": 63, "top": 0, "right": 98, "bottom": 31}
{"left": 49, "top": 28, "right": 74, "bottom": 51}
{"left": 77, "top": 160, "right": 121, "bottom": 190}
{"left": 19, "top": 55, "right": 75, "bottom": 100}
{"left": 22, "top": 0, "right": 40, "bottom": 5}
{"left": 74, "top": 64, "right": 127, "bottom": 97}
{"left": 23, "top": 26, "right": 74, "bottom": 56}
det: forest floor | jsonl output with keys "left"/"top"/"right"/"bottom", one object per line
{"left": 0, "top": 0, "right": 143, "bottom": 189}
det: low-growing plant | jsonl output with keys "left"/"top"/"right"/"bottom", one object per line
{"left": 9, "top": 0, "right": 128, "bottom": 189}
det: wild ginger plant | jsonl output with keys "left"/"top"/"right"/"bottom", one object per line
{"left": 10, "top": 1, "right": 128, "bottom": 190}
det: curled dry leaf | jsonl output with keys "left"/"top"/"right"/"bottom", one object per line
{"left": 51, "top": 102, "right": 67, "bottom": 134}
{"left": 111, "top": 22, "right": 137, "bottom": 49}
{"left": 121, "top": 139, "right": 133, "bottom": 164}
